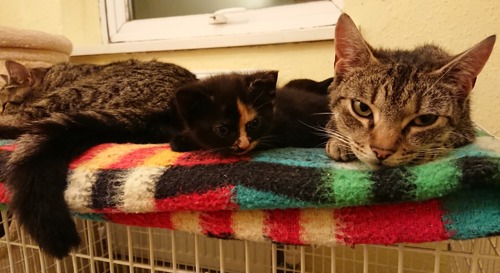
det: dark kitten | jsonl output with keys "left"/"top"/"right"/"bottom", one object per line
{"left": 266, "top": 77, "right": 333, "bottom": 148}
{"left": 172, "top": 75, "right": 333, "bottom": 152}
{"left": 325, "top": 14, "right": 496, "bottom": 168}
{"left": 170, "top": 71, "right": 278, "bottom": 154}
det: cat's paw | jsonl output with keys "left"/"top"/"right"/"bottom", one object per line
{"left": 170, "top": 132, "right": 200, "bottom": 152}
{"left": 326, "top": 138, "right": 356, "bottom": 162}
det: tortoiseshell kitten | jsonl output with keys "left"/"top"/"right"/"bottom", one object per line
{"left": 172, "top": 74, "right": 333, "bottom": 152}
{"left": 169, "top": 71, "right": 278, "bottom": 153}
{"left": 326, "top": 14, "right": 496, "bottom": 168}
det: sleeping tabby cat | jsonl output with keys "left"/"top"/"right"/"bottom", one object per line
{"left": 0, "top": 60, "right": 331, "bottom": 258}
{"left": 326, "top": 14, "right": 496, "bottom": 168}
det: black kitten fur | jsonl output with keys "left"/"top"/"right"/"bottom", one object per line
{"left": 267, "top": 77, "right": 333, "bottom": 148}
{"left": 171, "top": 71, "right": 277, "bottom": 153}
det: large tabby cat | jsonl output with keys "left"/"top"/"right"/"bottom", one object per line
{"left": 326, "top": 14, "right": 496, "bottom": 168}
{"left": 0, "top": 60, "right": 331, "bottom": 258}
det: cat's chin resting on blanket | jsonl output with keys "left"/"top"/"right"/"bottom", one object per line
{"left": 325, "top": 13, "right": 496, "bottom": 169}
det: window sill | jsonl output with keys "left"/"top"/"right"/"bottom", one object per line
{"left": 72, "top": 0, "right": 341, "bottom": 56}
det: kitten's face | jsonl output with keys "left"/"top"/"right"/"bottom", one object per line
{"left": 326, "top": 14, "right": 495, "bottom": 168}
{"left": 175, "top": 71, "right": 277, "bottom": 154}
{"left": 0, "top": 61, "right": 35, "bottom": 114}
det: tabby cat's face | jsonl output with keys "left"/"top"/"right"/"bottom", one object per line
{"left": 0, "top": 61, "right": 36, "bottom": 114}
{"left": 326, "top": 14, "right": 495, "bottom": 168}
{"left": 175, "top": 71, "right": 277, "bottom": 154}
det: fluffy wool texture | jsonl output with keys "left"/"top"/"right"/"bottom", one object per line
{"left": 0, "top": 130, "right": 499, "bottom": 246}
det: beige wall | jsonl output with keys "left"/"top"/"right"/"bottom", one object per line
{"left": 0, "top": 0, "right": 499, "bottom": 136}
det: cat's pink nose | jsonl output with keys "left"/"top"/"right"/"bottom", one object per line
{"left": 371, "top": 147, "right": 394, "bottom": 161}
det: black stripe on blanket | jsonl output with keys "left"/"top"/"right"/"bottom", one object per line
{"left": 371, "top": 167, "right": 416, "bottom": 203}
{"left": 458, "top": 157, "right": 500, "bottom": 186}
{"left": 91, "top": 170, "right": 128, "bottom": 210}
{"left": 155, "top": 162, "right": 326, "bottom": 203}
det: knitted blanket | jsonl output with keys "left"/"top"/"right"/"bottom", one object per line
{"left": 0, "top": 131, "right": 499, "bottom": 246}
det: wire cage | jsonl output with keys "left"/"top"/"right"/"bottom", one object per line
{"left": 0, "top": 210, "right": 499, "bottom": 273}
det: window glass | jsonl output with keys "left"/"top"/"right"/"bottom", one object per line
{"left": 130, "top": 0, "right": 321, "bottom": 19}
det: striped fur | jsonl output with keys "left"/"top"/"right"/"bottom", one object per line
{"left": 326, "top": 14, "right": 496, "bottom": 168}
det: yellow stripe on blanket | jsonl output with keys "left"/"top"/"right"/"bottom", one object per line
{"left": 300, "top": 209, "right": 338, "bottom": 245}
{"left": 142, "top": 148, "right": 183, "bottom": 167}
{"left": 75, "top": 144, "right": 160, "bottom": 170}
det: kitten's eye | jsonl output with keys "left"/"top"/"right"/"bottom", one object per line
{"left": 246, "top": 117, "right": 261, "bottom": 129}
{"left": 213, "top": 125, "right": 229, "bottom": 137}
{"left": 411, "top": 114, "right": 438, "bottom": 127}
{"left": 352, "top": 100, "right": 372, "bottom": 117}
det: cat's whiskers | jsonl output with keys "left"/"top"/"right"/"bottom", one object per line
{"left": 309, "top": 112, "right": 332, "bottom": 116}
{"left": 395, "top": 145, "right": 451, "bottom": 164}
{"left": 253, "top": 100, "right": 273, "bottom": 111}
{"left": 257, "top": 135, "right": 283, "bottom": 148}
{"left": 325, "top": 130, "right": 351, "bottom": 145}
{"left": 448, "top": 131, "right": 475, "bottom": 143}
{"left": 197, "top": 146, "right": 228, "bottom": 156}
{"left": 251, "top": 86, "right": 276, "bottom": 110}
{"left": 297, "top": 120, "right": 331, "bottom": 138}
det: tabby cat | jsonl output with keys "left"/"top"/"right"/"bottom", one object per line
{"left": 326, "top": 14, "right": 496, "bottom": 168}
{"left": 0, "top": 60, "right": 331, "bottom": 258}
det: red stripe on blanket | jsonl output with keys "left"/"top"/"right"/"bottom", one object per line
{"left": 264, "top": 209, "right": 302, "bottom": 244}
{"left": 335, "top": 199, "right": 448, "bottom": 245}
{"left": 155, "top": 186, "right": 238, "bottom": 211}
{"left": 0, "top": 144, "right": 15, "bottom": 151}
{"left": 105, "top": 145, "right": 170, "bottom": 169}
{"left": 200, "top": 211, "right": 234, "bottom": 238}
{"left": 0, "top": 183, "right": 9, "bottom": 203}
{"left": 175, "top": 152, "right": 250, "bottom": 166}
{"left": 69, "top": 143, "right": 116, "bottom": 169}
{"left": 104, "top": 211, "right": 174, "bottom": 229}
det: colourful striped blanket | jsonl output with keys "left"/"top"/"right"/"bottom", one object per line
{"left": 0, "top": 131, "right": 499, "bottom": 246}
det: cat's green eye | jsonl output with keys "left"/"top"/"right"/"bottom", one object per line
{"left": 214, "top": 125, "right": 230, "bottom": 137}
{"left": 412, "top": 114, "right": 438, "bottom": 127}
{"left": 351, "top": 100, "right": 372, "bottom": 118}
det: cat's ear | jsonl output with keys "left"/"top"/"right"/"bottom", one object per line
{"left": 249, "top": 71, "right": 278, "bottom": 106}
{"left": 4, "top": 60, "right": 32, "bottom": 85}
{"left": 249, "top": 71, "right": 278, "bottom": 96}
{"left": 175, "top": 85, "right": 213, "bottom": 123}
{"left": 334, "top": 14, "right": 376, "bottom": 76}
{"left": 437, "top": 35, "right": 496, "bottom": 96}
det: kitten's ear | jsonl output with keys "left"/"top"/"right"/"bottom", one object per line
{"left": 334, "top": 14, "right": 376, "bottom": 76}
{"left": 175, "top": 85, "right": 213, "bottom": 123}
{"left": 437, "top": 35, "right": 495, "bottom": 97}
{"left": 4, "top": 60, "right": 32, "bottom": 85}
{"left": 249, "top": 70, "right": 278, "bottom": 96}
{"left": 249, "top": 71, "right": 278, "bottom": 107}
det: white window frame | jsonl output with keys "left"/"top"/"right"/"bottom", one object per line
{"left": 72, "top": 0, "right": 343, "bottom": 56}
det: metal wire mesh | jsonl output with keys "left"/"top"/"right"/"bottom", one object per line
{"left": 0, "top": 210, "right": 499, "bottom": 273}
